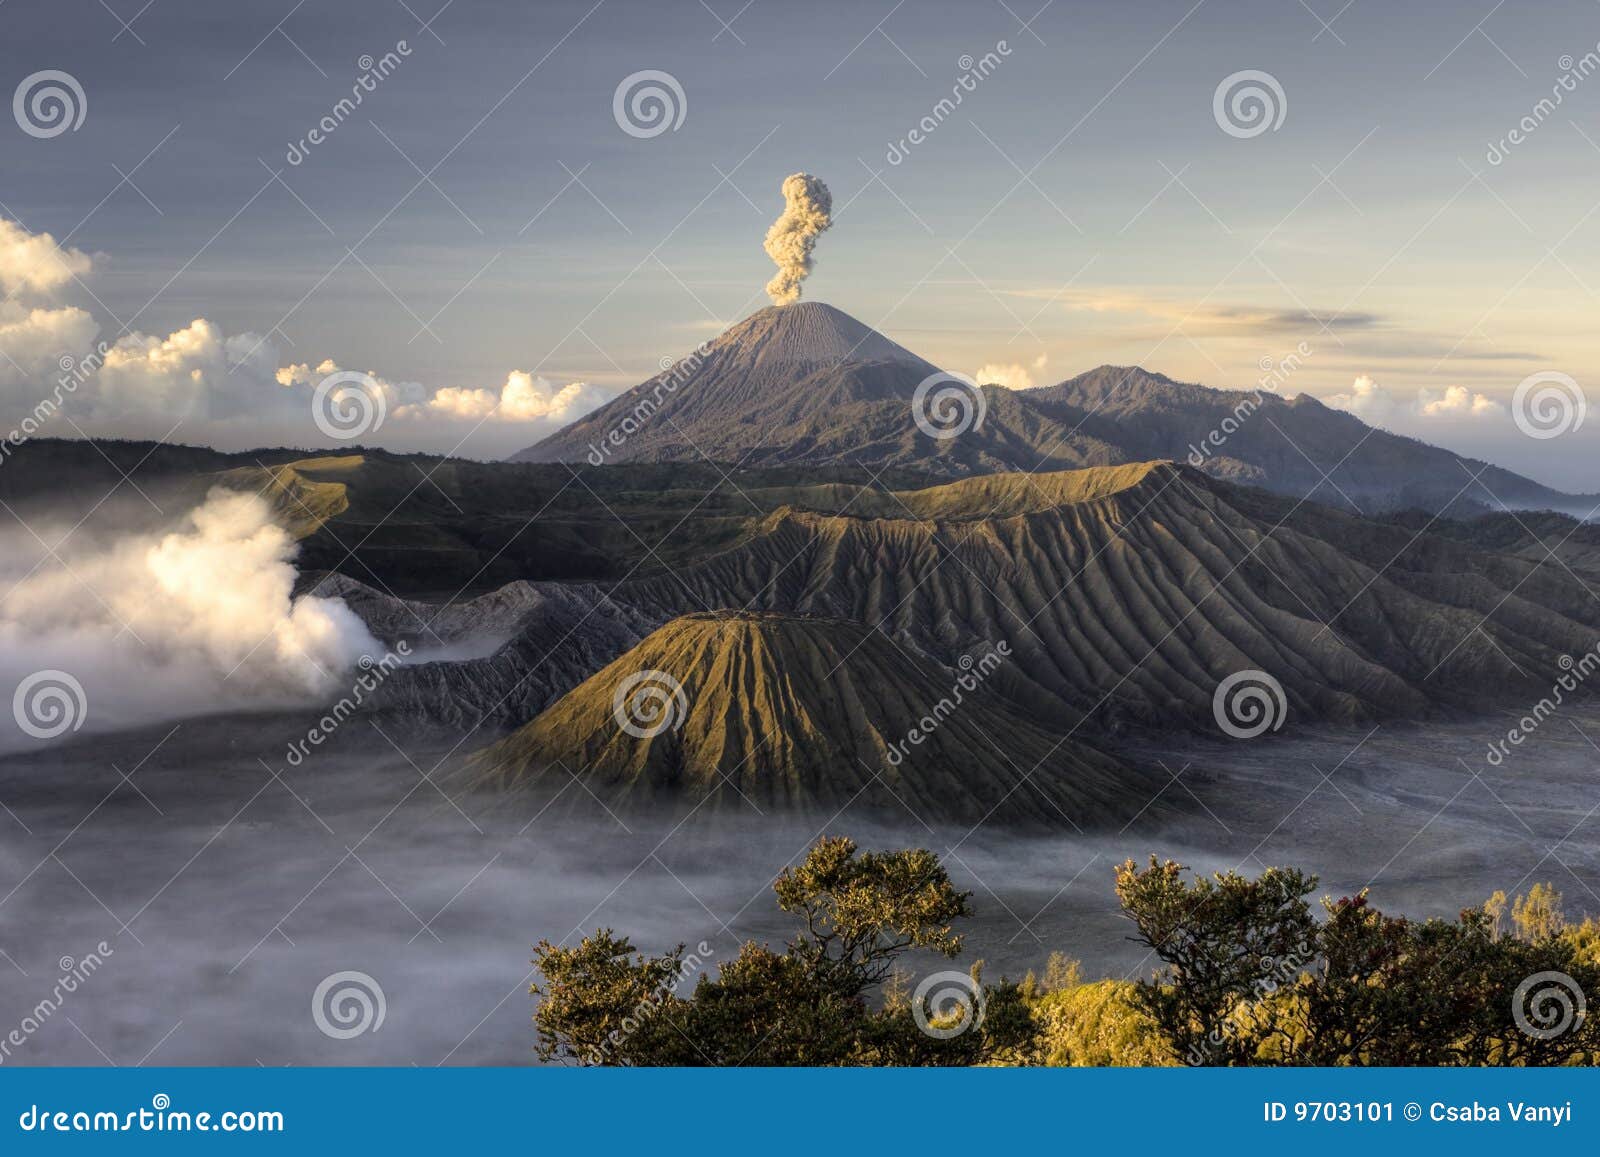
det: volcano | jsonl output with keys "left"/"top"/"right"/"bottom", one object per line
{"left": 470, "top": 610, "right": 1154, "bottom": 827}
{"left": 512, "top": 301, "right": 1120, "bottom": 477}
{"left": 515, "top": 302, "right": 1593, "bottom": 514}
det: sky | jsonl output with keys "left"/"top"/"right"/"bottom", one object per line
{"left": 3, "top": 0, "right": 1600, "bottom": 487}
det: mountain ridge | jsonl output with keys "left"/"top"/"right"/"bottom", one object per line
{"left": 515, "top": 302, "right": 1592, "bottom": 515}
{"left": 346, "top": 460, "right": 1600, "bottom": 741}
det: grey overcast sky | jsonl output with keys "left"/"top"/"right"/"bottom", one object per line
{"left": 3, "top": 0, "right": 1600, "bottom": 486}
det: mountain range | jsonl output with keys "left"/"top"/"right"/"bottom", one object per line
{"left": 339, "top": 459, "right": 1600, "bottom": 746}
{"left": 14, "top": 301, "right": 1600, "bottom": 827}
{"left": 516, "top": 301, "right": 1593, "bottom": 516}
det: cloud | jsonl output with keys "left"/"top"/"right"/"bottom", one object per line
{"left": 408, "top": 370, "right": 606, "bottom": 424}
{"left": 94, "top": 318, "right": 291, "bottom": 421}
{"left": 0, "top": 218, "right": 99, "bottom": 403}
{"left": 1326, "top": 373, "right": 1389, "bottom": 419}
{"left": 0, "top": 302, "right": 98, "bottom": 389}
{"left": 1047, "top": 289, "right": 1381, "bottom": 337}
{"left": 0, "top": 217, "right": 606, "bottom": 458}
{"left": 0, "top": 488, "right": 382, "bottom": 750}
{"left": 1325, "top": 374, "right": 1504, "bottom": 423}
{"left": 972, "top": 353, "right": 1049, "bottom": 391}
{"left": 0, "top": 218, "right": 91, "bottom": 298}
{"left": 974, "top": 362, "right": 1035, "bottom": 390}
{"left": 1418, "top": 384, "right": 1503, "bottom": 417}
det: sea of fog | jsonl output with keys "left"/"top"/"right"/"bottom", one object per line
{"left": 0, "top": 705, "right": 1597, "bottom": 1065}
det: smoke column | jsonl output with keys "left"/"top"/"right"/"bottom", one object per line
{"left": 763, "top": 173, "right": 832, "bottom": 306}
{"left": 0, "top": 488, "right": 383, "bottom": 749}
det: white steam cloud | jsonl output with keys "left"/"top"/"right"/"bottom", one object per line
{"left": 763, "top": 173, "right": 832, "bottom": 306}
{"left": 0, "top": 489, "right": 382, "bottom": 749}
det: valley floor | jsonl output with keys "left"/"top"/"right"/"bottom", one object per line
{"left": 1, "top": 707, "right": 1597, "bottom": 1065}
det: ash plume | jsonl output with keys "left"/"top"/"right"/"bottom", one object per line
{"left": 0, "top": 488, "right": 382, "bottom": 749}
{"left": 763, "top": 173, "right": 832, "bottom": 306}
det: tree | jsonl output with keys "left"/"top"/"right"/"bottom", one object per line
{"left": 1512, "top": 882, "right": 1565, "bottom": 941}
{"left": 1484, "top": 890, "right": 1508, "bottom": 940}
{"left": 530, "top": 931, "right": 688, "bottom": 1065}
{"left": 1114, "top": 857, "right": 1317, "bottom": 1065}
{"left": 1303, "top": 893, "right": 1598, "bottom": 1065}
{"left": 532, "top": 836, "right": 1030, "bottom": 1065}
{"left": 773, "top": 836, "right": 970, "bottom": 996}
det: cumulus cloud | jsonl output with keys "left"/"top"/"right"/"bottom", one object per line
{"left": 1326, "top": 374, "right": 1503, "bottom": 423}
{"left": 94, "top": 318, "right": 289, "bottom": 421}
{"left": 1418, "top": 384, "right": 1504, "bottom": 417}
{"left": 0, "top": 218, "right": 91, "bottom": 298}
{"left": 975, "top": 353, "right": 1049, "bottom": 390}
{"left": 974, "top": 362, "right": 1035, "bottom": 390}
{"left": 0, "top": 217, "right": 607, "bottom": 458}
{"left": 0, "top": 302, "right": 97, "bottom": 389}
{"left": 1326, "top": 373, "right": 1388, "bottom": 419}
{"left": 764, "top": 173, "right": 832, "bottom": 306}
{"left": 406, "top": 370, "right": 605, "bottom": 424}
{"left": 0, "top": 219, "right": 99, "bottom": 401}
{"left": 0, "top": 488, "right": 382, "bottom": 750}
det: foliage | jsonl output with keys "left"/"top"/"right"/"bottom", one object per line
{"left": 534, "top": 843, "right": 1600, "bottom": 1067}
{"left": 773, "top": 837, "right": 969, "bottom": 996}
{"left": 1513, "top": 881, "right": 1566, "bottom": 941}
{"left": 532, "top": 836, "right": 1029, "bottom": 1066}
{"left": 1120, "top": 860, "right": 1600, "bottom": 1067}
{"left": 1299, "top": 893, "right": 1596, "bottom": 1065}
{"left": 530, "top": 931, "right": 687, "bottom": 1065}
{"left": 1114, "top": 856, "right": 1317, "bottom": 1065}
{"left": 1022, "top": 955, "right": 1173, "bottom": 1066}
